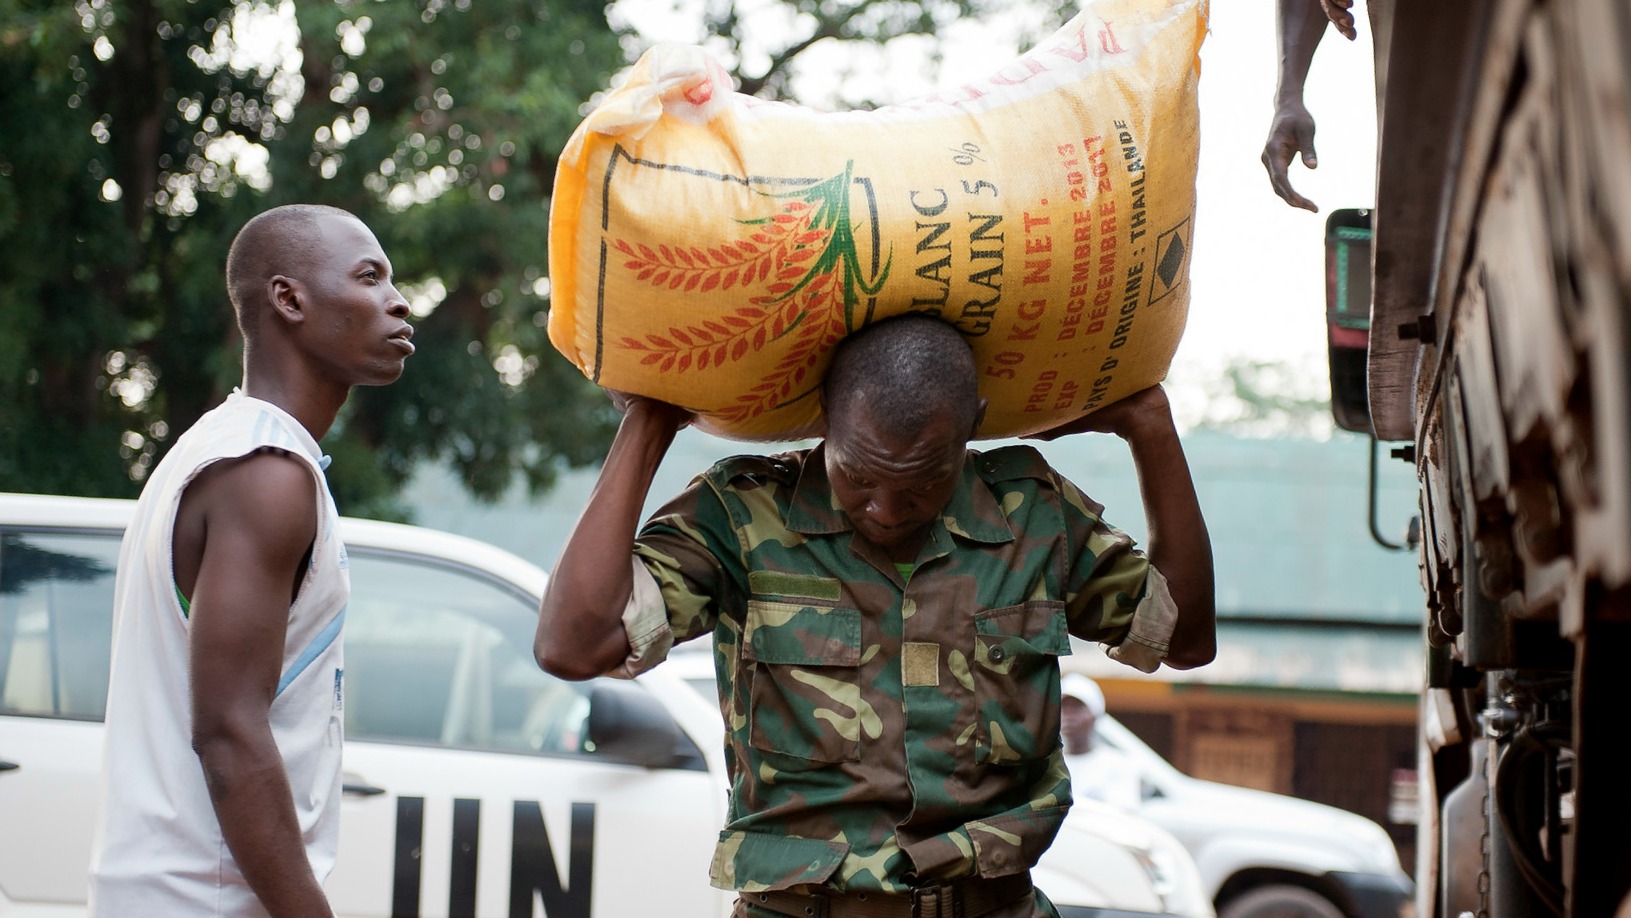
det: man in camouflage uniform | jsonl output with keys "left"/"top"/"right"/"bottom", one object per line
{"left": 537, "top": 315, "right": 1215, "bottom": 918}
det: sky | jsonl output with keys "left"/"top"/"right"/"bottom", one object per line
{"left": 1174, "top": 1, "right": 1377, "bottom": 391}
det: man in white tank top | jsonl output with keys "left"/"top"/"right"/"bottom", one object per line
{"left": 89, "top": 205, "right": 415, "bottom": 917}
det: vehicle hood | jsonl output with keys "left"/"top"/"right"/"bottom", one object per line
{"left": 1142, "top": 777, "right": 1406, "bottom": 888}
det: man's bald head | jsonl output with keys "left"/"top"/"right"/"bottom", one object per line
{"left": 823, "top": 314, "right": 981, "bottom": 441}
{"left": 225, "top": 204, "right": 360, "bottom": 337}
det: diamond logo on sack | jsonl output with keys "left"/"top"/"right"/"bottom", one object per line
{"left": 1150, "top": 219, "right": 1191, "bottom": 307}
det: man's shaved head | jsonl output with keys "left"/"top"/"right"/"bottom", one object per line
{"left": 225, "top": 204, "right": 359, "bottom": 336}
{"left": 823, "top": 314, "right": 980, "bottom": 440}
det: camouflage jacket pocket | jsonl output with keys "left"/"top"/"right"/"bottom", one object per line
{"left": 971, "top": 600, "right": 1071, "bottom": 766}
{"left": 743, "top": 600, "right": 863, "bottom": 764}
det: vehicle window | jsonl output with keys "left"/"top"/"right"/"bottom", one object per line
{"left": 344, "top": 550, "right": 593, "bottom": 757}
{"left": 0, "top": 531, "right": 120, "bottom": 720}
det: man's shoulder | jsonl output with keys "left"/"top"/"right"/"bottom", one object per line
{"left": 702, "top": 448, "right": 812, "bottom": 492}
{"left": 166, "top": 393, "right": 321, "bottom": 468}
{"left": 971, "top": 444, "right": 1060, "bottom": 485}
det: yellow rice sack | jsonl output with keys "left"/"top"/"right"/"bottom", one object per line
{"left": 549, "top": 0, "right": 1205, "bottom": 440}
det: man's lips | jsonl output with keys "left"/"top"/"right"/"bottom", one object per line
{"left": 861, "top": 519, "right": 912, "bottom": 541}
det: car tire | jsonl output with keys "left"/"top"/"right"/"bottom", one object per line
{"left": 1219, "top": 884, "right": 1345, "bottom": 918}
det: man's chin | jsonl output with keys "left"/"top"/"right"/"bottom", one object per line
{"left": 856, "top": 524, "right": 924, "bottom": 553}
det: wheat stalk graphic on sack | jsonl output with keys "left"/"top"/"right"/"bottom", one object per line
{"left": 612, "top": 162, "right": 891, "bottom": 421}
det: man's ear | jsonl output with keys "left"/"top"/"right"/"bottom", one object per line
{"left": 268, "top": 275, "right": 305, "bottom": 325}
{"left": 970, "top": 398, "right": 989, "bottom": 440}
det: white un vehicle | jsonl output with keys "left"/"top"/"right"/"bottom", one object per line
{"left": 1089, "top": 715, "right": 1411, "bottom": 918}
{"left": 0, "top": 492, "right": 1211, "bottom": 918}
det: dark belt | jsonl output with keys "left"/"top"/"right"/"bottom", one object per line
{"left": 747, "top": 873, "right": 1034, "bottom": 918}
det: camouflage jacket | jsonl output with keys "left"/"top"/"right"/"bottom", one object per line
{"left": 628, "top": 443, "right": 1170, "bottom": 896}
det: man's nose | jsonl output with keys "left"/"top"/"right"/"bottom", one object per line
{"left": 385, "top": 284, "right": 410, "bottom": 317}
{"left": 867, "top": 492, "right": 910, "bottom": 527}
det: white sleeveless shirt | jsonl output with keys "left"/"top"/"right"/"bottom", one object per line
{"left": 90, "top": 391, "right": 348, "bottom": 917}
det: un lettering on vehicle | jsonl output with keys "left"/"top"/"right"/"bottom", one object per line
{"left": 388, "top": 796, "right": 596, "bottom": 918}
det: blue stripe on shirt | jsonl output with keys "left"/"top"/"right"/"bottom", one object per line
{"left": 276, "top": 606, "right": 346, "bottom": 698}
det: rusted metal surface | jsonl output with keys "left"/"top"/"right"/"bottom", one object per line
{"left": 1367, "top": 0, "right": 1631, "bottom": 912}
{"left": 1377, "top": 0, "right": 1631, "bottom": 619}
{"left": 1366, "top": 1, "right": 1479, "bottom": 441}
{"left": 1553, "top": 0, "right": 1631, "bottom": 602}
{"left": 1367, "top": 1, "right": 1535, "bottom": 443}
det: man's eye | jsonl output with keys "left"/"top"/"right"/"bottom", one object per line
{"left": 914, "top": 474, "right": 952, "bottom": 494}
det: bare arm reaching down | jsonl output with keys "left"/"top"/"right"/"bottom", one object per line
{"left": 1262, "top": 0, "right": 1344, "bottom": 212}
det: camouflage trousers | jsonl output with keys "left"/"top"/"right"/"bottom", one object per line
{"left": 730, "top": 876, "right": 1057, "bottom": 918}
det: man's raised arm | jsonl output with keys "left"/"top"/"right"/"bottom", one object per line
{"left": 535, "top": 396, "right": 690, "bottom": 681}
{"left": 1028, "top": 385, "right": 1216, "bottom": 669}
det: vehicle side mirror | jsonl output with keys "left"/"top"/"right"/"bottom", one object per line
{"left": 1325, "top": 208, "right": 1373, "bottom": 433}
{"left": 584, "top": 679, "right": 707, "bottom": 771}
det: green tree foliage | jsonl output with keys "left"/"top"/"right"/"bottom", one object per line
{"left": 1, "top": 0, "right": 1040, "bottom": 518}
{"left": 1184, "top": 358, "right": 1335, "bottom": 438}
{"left": 0, "top": 0, "right": 624, "bottom": 518}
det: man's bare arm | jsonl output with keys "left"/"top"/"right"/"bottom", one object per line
{"left": 535, "top": 396, "right": 691, "bottom": 681}
{"left": 1319, "top": 0, "right": 1358, "bottom": 41}
{"left": 184, "top": 452, "right": 334, "bottom": 918}
{"left": 1027, "top": 386, "right": 1216, "bottom": 669}
{"left": 1263, "top": 0, "right": 1337, "bottom": 212}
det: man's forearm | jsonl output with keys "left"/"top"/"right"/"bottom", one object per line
{"left": 1124, "top": 418, "right": 1216, "bottom": 669}
{"left": 536, "top": 402, "right": 682, "bottom": 679}
{"left": 1276, "top": 0, "right": 1329, "bottom": 104}
{"left": 197, "top": 732, "right": 334, "bottom": 918}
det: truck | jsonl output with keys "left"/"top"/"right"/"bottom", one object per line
{"left": 1318, "top": 1, "right": 1631, "bottom": 915}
